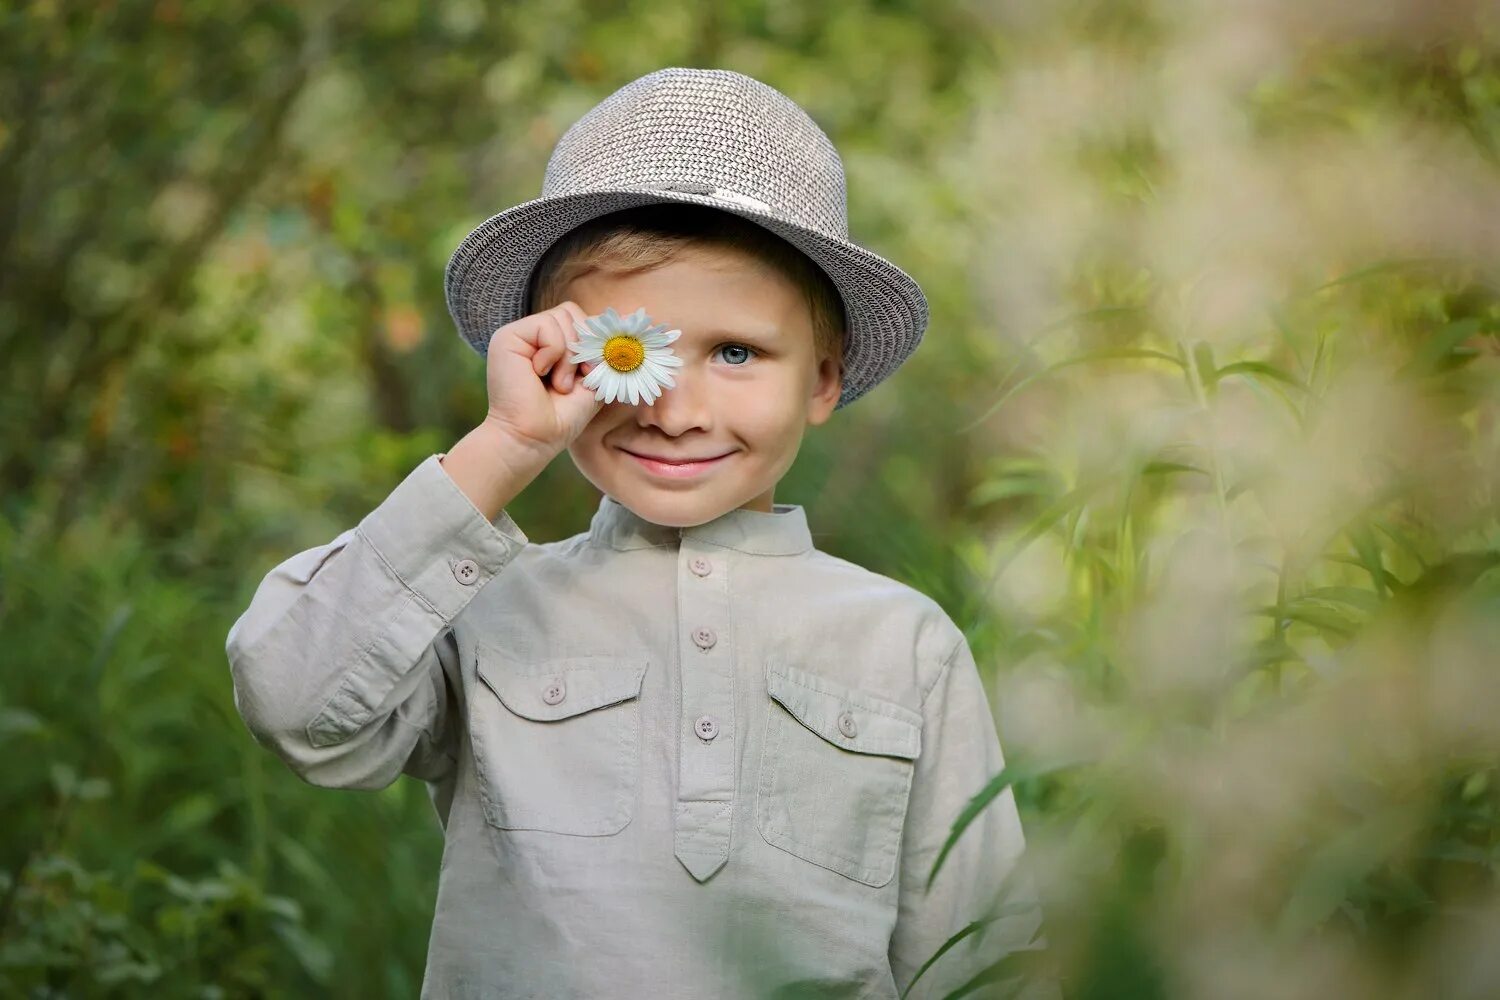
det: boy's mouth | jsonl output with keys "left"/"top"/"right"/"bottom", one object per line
{"left": 619, "top": 447, "right": 736, "bottom": 479}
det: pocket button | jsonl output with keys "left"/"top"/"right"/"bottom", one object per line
{"left": 541, "top": 679, "right": 567, "bottom": 705}
{"left": 837, "top": 710, "right": 858, "bottom": 738}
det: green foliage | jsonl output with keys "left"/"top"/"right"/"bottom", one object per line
{"left": 1, "top": 853, "right": 325, "bottom": 996}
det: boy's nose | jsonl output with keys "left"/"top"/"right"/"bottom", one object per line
{"left": 635, "top": 370, "right": 710, "bottom": 434}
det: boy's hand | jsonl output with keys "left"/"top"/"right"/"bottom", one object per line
{"left": 441, "top": 301, "right": 604, "bottom": 521}
{"left": 482, "top": 301, "right": 604, "bottom": 471}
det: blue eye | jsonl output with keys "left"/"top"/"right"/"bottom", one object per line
{"left": 717, "top": 343, "right": 756, "bottom": 365}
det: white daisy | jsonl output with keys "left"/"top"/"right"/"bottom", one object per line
{"left": 566, "top": 306, "right": 684, "bottom": 405}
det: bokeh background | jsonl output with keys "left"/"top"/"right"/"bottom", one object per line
{"left": 3, "top": 0, "right": 1499, "bottom": 996}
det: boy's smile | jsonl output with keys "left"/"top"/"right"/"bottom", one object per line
{"left": 563, "top": 246, "right": 842, "bottom": 528}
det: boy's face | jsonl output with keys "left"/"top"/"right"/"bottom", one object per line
{"left": 563, "top": 246, "right": 841, "bottom": 528}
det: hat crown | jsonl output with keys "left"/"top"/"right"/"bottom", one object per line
{"left": 541, "top": 67, "right": 849, "bottom": 238}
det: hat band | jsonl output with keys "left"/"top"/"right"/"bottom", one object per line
{"left": 649, "top": 180, "right": 773, "bottom": 214}
{"left": 707, "top": 187, "right": 772, "bottom": 212}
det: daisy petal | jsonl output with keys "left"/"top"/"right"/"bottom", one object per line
{"left": 642, "top": 357, "right": 672, "bottom": 379}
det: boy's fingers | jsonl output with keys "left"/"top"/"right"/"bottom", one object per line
{"left": 533, "top": 338, "right": 563, "bottom": 377}
{"left": 532, "top": 312, "right": 569, "bottom": 382}
{"left": 555, "top": 302, "right": 592, "bottom": 391}
{"left": 569, "top": 360, "right": 595, "bottom": 400}
{"left": 553, "top": 311, "right": 580, "bottom": 390}
{"left": 557, "top": 300, "right": 590, "bottom": 327}
{"left": 555, "top": 313, "right": 576, "bottom": 391}
{"left": 556, "top": 360, "right": 604, "bottom": 435}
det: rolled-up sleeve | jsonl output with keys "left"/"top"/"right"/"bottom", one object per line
{"left": 888, "top": 631, "right": 1055, "bottom": 1000}
{"left": 224, "top": 453, "right": 527, "bottom": 791}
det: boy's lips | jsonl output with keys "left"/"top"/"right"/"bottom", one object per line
{"left": 619, "top": 447, "right": 736, "bottom": 479}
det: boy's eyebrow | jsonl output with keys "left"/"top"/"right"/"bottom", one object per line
{"left": 690, "top": 325, "right": 780, "bottom": 342}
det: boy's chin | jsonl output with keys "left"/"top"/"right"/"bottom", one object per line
{"left": 610, "top": 484, "right": 754, "bottom": 529}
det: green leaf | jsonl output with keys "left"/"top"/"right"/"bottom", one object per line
{"left": 1140, "top": 460, "right": 1208, "bottom": 478}
{"left": 1347, "top": 526, "right": 1393, "bottom": 596}
{"left": 1399, "top": 317, "right": 1492, "bottom": 378}
{"left": 1255, "top": 601, "right": 1361, "bottom": 640}
{"left": 927, "top": 757, "right": 1089, "bottom": 890}
{"left": 962, "top": 348, "right": 1184, "bottom": 431}
{"left": 0, "top": 707, "right": 46, "bottom": 740}
{"left": 969, "top": 465, "right": 1063, "bottom": 509}
{"left": 1299, "top": 586, "right": 1382, "bottom": 612}
{"left": 938, "top": 944, "right": 1051, "bottom": 1000}
{"left": 1307, "top": 256, "right": 1452, "bottom": 295}
{"left": 1191, "top": 341, "right": 1217, "bottom": 395}
{"left": 899, "top": 901, "right": 1040, "bottom": 999}
{"left": 1214, "top": 360, "right": 1309, "bottom": 392}
{"left": 1276, "top": 812, "right": 1412, "bottom": 940}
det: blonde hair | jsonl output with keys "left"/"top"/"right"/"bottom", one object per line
{"left": 526, "top": 203, "right": 848, "bottom": 367}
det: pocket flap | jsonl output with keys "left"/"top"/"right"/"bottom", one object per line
{"left": 766, "top": 664, "right": 921, "bottom": 759}
{"left": 477, "top": 648, "right": 647, "bottom": 722}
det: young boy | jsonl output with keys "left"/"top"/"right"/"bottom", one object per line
{"left": 226, "top": 67, "right": 1048, "bottom": 999}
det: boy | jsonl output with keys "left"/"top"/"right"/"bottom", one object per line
{"left": 226, "top": 68, "right": 1049, "bottom": 998}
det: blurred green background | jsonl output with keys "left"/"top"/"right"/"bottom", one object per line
{"left": 3, "top": 0, "right": 1499, "bottom": 996}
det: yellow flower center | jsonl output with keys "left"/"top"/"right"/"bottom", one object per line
{"left": 603, "top": 335, "right": 646, "bottom": 372}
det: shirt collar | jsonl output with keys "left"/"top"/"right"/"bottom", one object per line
{"left": 587, "top": 493, "right": 813, "bottom": 556}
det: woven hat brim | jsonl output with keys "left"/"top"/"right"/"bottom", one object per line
{"left": 443, "top": 188, "right": 929, "bottom": 410}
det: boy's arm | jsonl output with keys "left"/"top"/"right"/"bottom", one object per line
{"left": 888, "top": 631, "right": 1057, "bottom": 1000}
{"left": 224, "top": 441, "right": 528, "bottom": 791}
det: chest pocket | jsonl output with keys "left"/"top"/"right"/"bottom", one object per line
{"left": 470, "top": 644, "right": 648, "bottom": 836}
{"left": 755, "top": 663, "right": 922, "bottom": 887}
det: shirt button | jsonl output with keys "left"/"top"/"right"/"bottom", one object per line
{"left": 692, "top": 627, "right": 717, "bottom": 650}
{"left": 694, "top": 715, "right": 719, "bottom": 741}
{"left": 837, "top": 711, "right": 858, "bottom": 738}
{"left": 542, "top": 679, "right": 566, "bottom": 705}
{"left": 453, "top": 558, "right": 480, "bottom": 585}
{"left": 690, "top": 556, "right": 712, "bottom": 576}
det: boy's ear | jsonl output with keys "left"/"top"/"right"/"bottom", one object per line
{"left": 806, "top": 354, "right": 842, "bottom": 426}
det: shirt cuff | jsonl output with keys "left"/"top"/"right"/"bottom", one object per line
{"left": 355, "top": 453, "right": 529, "bottom": 622}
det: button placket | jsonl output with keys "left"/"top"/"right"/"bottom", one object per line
{"left": 674, "top": 542, "right": 734, "bottom": 882}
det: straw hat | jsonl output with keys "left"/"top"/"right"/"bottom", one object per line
{"left": 444, "top": 66, "right": 930, "bottom": 410}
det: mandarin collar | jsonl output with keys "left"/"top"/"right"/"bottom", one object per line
{"left": 587, "top": 493, "right": 813, "bottom": 555}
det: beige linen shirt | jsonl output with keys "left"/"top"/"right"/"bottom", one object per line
{"left": 226, "top": 453, "right": 1045, "bottom": 999}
